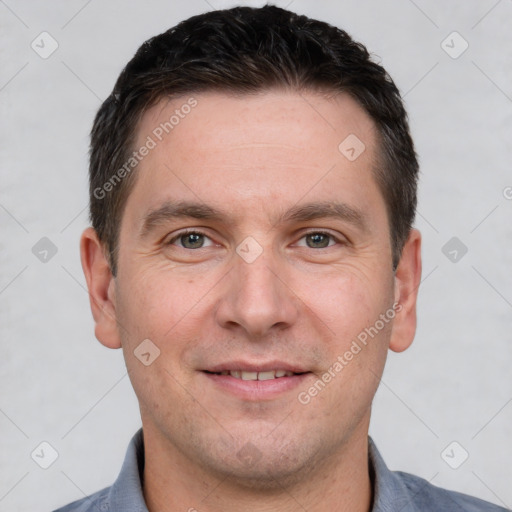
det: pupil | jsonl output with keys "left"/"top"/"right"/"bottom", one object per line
{"left": 308, "top": 233, "right": 329, "bottom": 248}
{"left": 183, "top": 233, "right": 203, "bottom": 248}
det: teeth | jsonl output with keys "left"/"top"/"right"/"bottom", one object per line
{"left": 219, "top": 370, "right": 295, "bottom": 380}
{"left": 257, "top": 371, "right": 276, "bottom": 381}
{"left": 241, "top": 371, "right": 258, "bottom": 381}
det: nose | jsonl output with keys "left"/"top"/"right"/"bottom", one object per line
{"left": 215, "top": 245, "right": 300, "bottom": 339}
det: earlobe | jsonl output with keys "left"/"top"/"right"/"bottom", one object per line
{"left": 389, "top": 229, "right": 422, "bottom": 353}
{"left": 80, "top": 227, "right": 122, "bottom": 349}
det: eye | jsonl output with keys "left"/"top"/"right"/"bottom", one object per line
{"left": 166, "top": 229, "right": 344, "bottom": 250}
{"left": 167, "top": 230, "right": 214, "bottom": 249}
{"left": 296, "top": 231, "right": 342, "bottom": 249}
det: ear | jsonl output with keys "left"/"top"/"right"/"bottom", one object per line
{"left": 80, "top": 227, "right": 122, "bottom": 349}
{"left": 389, "top": 228, "right": 422, "bottom": 353}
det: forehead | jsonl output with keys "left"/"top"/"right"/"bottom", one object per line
{"left": 137, "top": 89, "right": 376, "bottom": 156}
{"left": 124, "top": 89, "right": 382, "bottom": 231}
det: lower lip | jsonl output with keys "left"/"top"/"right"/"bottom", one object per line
{"left": 201, "top": 372, "right": 311, "bottom": 401}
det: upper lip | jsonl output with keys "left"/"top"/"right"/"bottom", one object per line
{"left": 203, "top": 361, "right": 309, "bottom": 373}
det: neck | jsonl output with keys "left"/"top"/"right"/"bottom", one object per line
{"left": 141, "top": 423, "right": 373, "bottom": 512}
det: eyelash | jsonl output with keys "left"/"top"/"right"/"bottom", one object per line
{"left": 166, "top": 229, "right": 345, "bottom": 249}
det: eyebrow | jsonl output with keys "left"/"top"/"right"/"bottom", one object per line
{"left": 138, "top": 199, "right": 368, "bottom": 238}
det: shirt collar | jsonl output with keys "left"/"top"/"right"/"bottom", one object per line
{"left": 108, "top": 429, "right": 418, "bottom": 512}
{"left": 368, "top": 436, "right": 421, "bottom": 512}
{"left": 107, "top": 428, "right": 148, "bottom": 512}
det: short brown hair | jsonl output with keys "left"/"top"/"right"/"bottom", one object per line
{"left": 89, "top": 5, "right": 419, "bottom": 276}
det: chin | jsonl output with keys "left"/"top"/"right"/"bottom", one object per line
{"left": 202, "top": 437, "right": 320, "bottom": 490}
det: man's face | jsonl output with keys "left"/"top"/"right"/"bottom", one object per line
{"left": 89, "top": 90, "right": 417, "bottom": 484}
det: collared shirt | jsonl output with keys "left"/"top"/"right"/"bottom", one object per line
{"left": 54, "top": 429, "right": 508, "bottom": 512}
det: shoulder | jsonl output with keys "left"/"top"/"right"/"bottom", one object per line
{"left": 396, "top": 470, "right": 509, "bottom": 511}
{"left": 52, "top": 429, "right": 147, "bottom": 512}
{"left": 52, "top": 486, "right": 110, "bottom": 512}
{"left": 368, "top": 437, "right": 508, "bottom": 511}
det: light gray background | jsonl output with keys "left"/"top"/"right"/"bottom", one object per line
{"left": 1, "top": 1, "right": 511, "bottom": 511}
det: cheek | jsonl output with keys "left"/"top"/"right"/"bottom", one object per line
{"left": 115, "top": 270, "right": 201, "bottom": 417}
{"left": 301, "top": 266, "right": 393, "bottom": 342}
{"left": 115, "top": 268, "right": 215, "bottom": 402}
{"left": 116, "top": 267, "right": 209, "bottom": 344}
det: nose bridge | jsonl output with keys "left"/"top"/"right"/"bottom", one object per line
{"left": 216, "top": 241, "right": 298, "bottom": 338}
{"left": 238, "top": 248, "right": 280, "bottom": 304}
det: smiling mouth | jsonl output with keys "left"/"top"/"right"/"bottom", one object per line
{"left": 204, "top": 370, "right": 307, "bottom": 381}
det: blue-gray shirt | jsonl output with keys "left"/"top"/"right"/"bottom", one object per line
{"left": 54, "top": 429, "right": 508, "bottom": 511}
